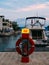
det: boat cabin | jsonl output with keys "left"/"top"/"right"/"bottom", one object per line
{"left": 25, "top": 17, "right": 47, "bottom": 46}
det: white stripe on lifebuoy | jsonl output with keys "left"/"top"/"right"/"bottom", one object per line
{"left": 16, "top": 37, "right": 35, "bottom": 55}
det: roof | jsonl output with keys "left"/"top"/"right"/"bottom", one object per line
{"left": 26, "top": 17, "right": 46, "bottom": 20}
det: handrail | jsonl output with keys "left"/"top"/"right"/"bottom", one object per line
{"left": 26, "top": 17, "right": 46, "bottom": 20}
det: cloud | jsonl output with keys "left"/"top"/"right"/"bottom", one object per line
{"left": 0, "top": 0, "right": 49, "bottom": 12}
{"left": 0, "top": 2, "right": 49, "bottom": 21}
{"left": 7, "top": 3, "right": 48, "bottom": 12}
{"left": 46, "top": 17, "right": 49, "bottom": 20}
{"left": 0, "top": 8, "right": 2, "bottom": 9}
{"left": 16, "top": 4, "right": 46, "bottom": 12}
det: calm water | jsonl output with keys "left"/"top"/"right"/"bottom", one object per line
{"left": 0, "top": 34, "right": 21, "bottom": 51}
{"left": 0, "top": 34, "right": 49, "bottom": 52}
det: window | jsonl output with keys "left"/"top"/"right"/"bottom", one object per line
{"left": 31, "top": 30, "right": 43, "bottom": 39}
{"left": 3, "top": 23, "right": 7, "bottom": 26}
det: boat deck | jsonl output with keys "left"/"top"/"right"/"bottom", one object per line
{"left": 0, "top": 52, "right": 49, "bottom": 65}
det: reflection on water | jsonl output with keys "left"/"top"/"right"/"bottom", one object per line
{"left": 0, "top": 34, "right": 21, "bottom": 51}
{"left": 0, "top": 34, "right": 49, "bottom": 52}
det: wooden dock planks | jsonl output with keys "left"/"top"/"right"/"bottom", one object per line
{"left": 0, "top": 52, "right": 49, "bottom": 65}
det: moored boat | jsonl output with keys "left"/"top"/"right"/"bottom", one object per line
{"left": 25, "top": 17, "right": 48, "bottom": 47}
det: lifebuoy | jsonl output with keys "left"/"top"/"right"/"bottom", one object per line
{"left": 16, "top": 37, "right": 35, "bottom": 55}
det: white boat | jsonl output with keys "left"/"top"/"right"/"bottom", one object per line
{"left": 25, "top": 17, "right": 48, "bottom": 47}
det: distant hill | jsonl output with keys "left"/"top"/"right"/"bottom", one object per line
{"left": 16, "top": 18, "right": 25, "bottom": 27}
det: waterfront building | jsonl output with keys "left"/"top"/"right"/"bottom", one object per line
{"left": 0, "top": 16, "right": 4, "bottom": 31}
{"left": 0, "top": 15, "right": 13, "bottom": 36}
{"left": 2, "top": 19, "right": 13, "bottom": 32}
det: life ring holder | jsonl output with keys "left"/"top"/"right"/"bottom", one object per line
{"left": 16, "top": 37, "right": 35, "bottom": 55}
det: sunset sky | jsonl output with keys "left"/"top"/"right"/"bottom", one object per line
{"left": 0, "top": 0, "right": 49, "bottom": 26}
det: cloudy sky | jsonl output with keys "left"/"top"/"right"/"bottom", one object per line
{"left": 0, "top": 0, "right": 49, "bottom": 26}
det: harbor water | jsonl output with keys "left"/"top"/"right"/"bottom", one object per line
{"left": 0, "top": 34, "right": 21, "bottom": 52}
{"left": 0, "top": 34, "right": 49, "bottom": 52}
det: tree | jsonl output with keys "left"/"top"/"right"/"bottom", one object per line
{"left": 12, "top": 22, "right": 19, "bottom": 31}
{"left": 47, "top": 26, "right": 49, "bottom": 30}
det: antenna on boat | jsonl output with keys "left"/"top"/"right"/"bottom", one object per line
{"left": 36, "top": 12, "right": 38, "bottom": 17}
{"left": 25, "top": 18, "right": 26, "bottom": 28}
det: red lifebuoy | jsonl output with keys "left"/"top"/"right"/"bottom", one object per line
{"left": 16, "top": 37, "right": 35, "bottom": 55}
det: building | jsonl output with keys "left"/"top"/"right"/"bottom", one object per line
{"left": 2, "top": 19, "right": 13, "bottom": 32}
{"left": 0, "top": 15, "right": 13, "bottom": 36}
{"left": 0, "top": 16, "right": 4, "bottom": 30}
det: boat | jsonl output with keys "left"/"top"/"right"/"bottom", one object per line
{"left": 0, "top": 28, "right": 14, "bottom": 37}
{"left": 25, "top": 16, "right": 48, "bottom": 47}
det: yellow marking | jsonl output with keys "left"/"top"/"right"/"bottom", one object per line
{"left": 21, "top": 28, "right": 30, "bottom": 34}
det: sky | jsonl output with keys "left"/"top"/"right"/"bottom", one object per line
{"left": 0, "top": 0, "right": 49, "bottom": 26}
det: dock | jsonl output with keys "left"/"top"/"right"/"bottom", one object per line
{"left": 0, "top": 52, "right": 49, "bottom": 65}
